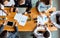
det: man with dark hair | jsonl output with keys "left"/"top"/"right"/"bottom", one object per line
{"left": 14, "top": 0, "right": 32, "bottom": 12}
{"left": 34, "top": 25, "right": 51, "bottom": 38}
{"left": 0, "top": 22, "right": 19, "bottom": 38}
{"left": 43, "top": 31, "right": 50, "bottom": 38}
{"left": 7, "top": 25, "right": 18, "bottom": 38}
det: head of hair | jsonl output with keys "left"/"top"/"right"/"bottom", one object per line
{"left": 0, "top": 30, "right": 7, "bottom": 38}
{"left": 43, "top": 31, "right": 50, "bottom": 38}
{"left": 17, "top": 0, "right": 25, "bottom": 4}
{"left": 40, "top": 0, "right": 50, "bottom": 5}
{"left": 3, "top": 0, "right": 10, "bottom": 2}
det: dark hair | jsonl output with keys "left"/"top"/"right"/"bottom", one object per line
{"left": 17, "top": 0, "right": 25, "bottom": 4}
{"left": 3, "top": 0, "right": 10, "bottom": 2}
{"left": 40, "top": 0, "right": 50, "bottom": 5}
{"left": 43, "top": 31, "right": 50, "bottom": 38}
{"left": 1, "top": 0, "right": 10, "bottom": 5}
{"left": 0, "top": 0, "right": 4, "bottom": 4}
{"left": 0, "top": 30, "right": 7, "bottom": 38}
{"left": 13, "top": 7, "right": 16, "bottom": 12}
{"left": 17, "top": 0, "right": 20, "bottom": 3}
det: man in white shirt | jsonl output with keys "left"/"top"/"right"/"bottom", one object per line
{"left": 34, "top": 25, "right": 51, "bottom": 38}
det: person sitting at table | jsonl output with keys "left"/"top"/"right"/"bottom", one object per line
{"left": 34, "top": 25, "right": 51, "bottom": 38}
{"left": 3, "top": 0, "right": 15, "bottom": 6}
{"left": 0, "top": 26, "right": 19, "bottom": 38}
{"left": 36, "top": 0, "right": 52, "bottom": 13}
{"left": 14, "top": 0, "right": 32, "bottom": 13}
{"left": 8, "top": 26, "right": 19, "bottom": 38}
{"left": 0, "top": 3, "right": 8, "bottom": 16}
{"left": 0, "top": 22, "right": 19, "bottom": 38}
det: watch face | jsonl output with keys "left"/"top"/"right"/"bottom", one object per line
{"left": 38, "top": 2, "right": 51, "bottom": 12}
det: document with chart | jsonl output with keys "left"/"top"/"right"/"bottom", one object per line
{"left": 14, "top": 14, "right": 28, "bottom": 26}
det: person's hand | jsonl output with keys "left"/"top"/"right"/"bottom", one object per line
{"left": 14, "top": 22, "right": 17, "bottom": 27}
{"left": 25, "top": 12, "right": 27, "bottom": 14}
{"left": 37, "top": 24, "right": 41, "bottom": 27}
{"left": 3, "top": 21, "right": 6, "bottom": 26}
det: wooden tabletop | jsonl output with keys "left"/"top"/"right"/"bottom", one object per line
{"left": 0, "top": 7, "right": 57, "bottom": 32}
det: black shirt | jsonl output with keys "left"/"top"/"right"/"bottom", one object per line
{"left": 14, "top": 0, "right": 32, "bottom": 12}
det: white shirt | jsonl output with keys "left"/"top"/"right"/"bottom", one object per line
{"left": 0, "top": 4, "right": 4, "bottom": 9}
{"left": 4, "top": 0, "right": 15, "bottom": 6}
{"left": 37, "top": 14, "right": 48, "bottom": 25}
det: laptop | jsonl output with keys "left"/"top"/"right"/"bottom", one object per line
{"left": 17, "top": 7, "right": 26, "bottom": 14}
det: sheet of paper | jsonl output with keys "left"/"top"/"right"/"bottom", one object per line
{"left": 14, "top": 13, "right": 28, "bottom": 26}
{"left": 37, "top": 15, "right": 48, "bottom": 25}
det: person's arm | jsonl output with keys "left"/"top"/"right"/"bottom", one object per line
{"left": 0, "top": 24, "right": 4, "bottom": 33}
{"left": 1, "top": 9, "right": 8, "bottom": 15}
{"left": 13, "top": 25, "right": 18, "bottom": 33}
{"left": 26, "top": 0, "right": 32, "bottom": 12}
{"left": 13, "top": 22, "right": 18, "bottom": 35}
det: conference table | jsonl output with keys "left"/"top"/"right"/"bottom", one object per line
{"left": 0, "top": 7, "right": 57, "bottom": 32}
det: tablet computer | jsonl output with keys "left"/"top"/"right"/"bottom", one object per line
{"left": 7, "top": 21, "right": 13, "bottom": 26}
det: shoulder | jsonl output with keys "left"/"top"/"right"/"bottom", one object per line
{"left": 26, "top": 0, "right": 31, "bottom": 3}
{"left": 1, "top": 4, "right": 4, "bottom": 9}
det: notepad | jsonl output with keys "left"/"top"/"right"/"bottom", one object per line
{"left": 14, "top": 14, "right": 28, "bottom": 26}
